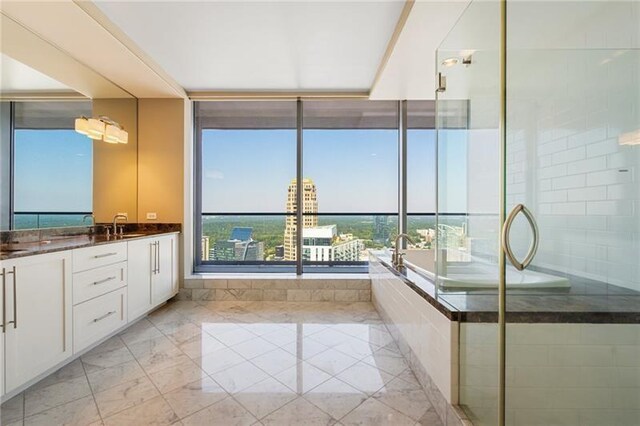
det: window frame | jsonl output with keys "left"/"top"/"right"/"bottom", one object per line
{"left": 193, "top": 99, "right": 450, "bottom": 275}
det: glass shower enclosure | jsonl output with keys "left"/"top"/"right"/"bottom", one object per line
{"left": 435, "top": 1, "right": 640, "bottom": 425}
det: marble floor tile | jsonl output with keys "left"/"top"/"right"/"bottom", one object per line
{"left": 333, "top": 339, "right": 380, "bottom": 360}
{"left": 23, "top": 395, "right": 100, "bottom": 426}
{"left": 177, "top": 332, "right": 227, "bottom": 359}
{"left": 307, "top": 329, "right": 353, "bottom": 348}
{"left": 260, "top": 328, "right": 299, "bottom": 347}
{"left": 86, "top": 360, "right": 147, "bottom": 394}
{"left": 1, "top": 393, "right": 25, "bottom": 424}
{"left": 181, "top": 397, "right": 257, "bottom": 426}
{"left": 261, "top": 397, "right": 336, "bottom": 426}
{"left": 336, "top": 361, "right": 394, "bottom": 396}
{"left": 340, "top": 397, "right": 415, "bottom": 426}
{"left": 148, "top": 358, "right": 208, "bottom": 394}
{"left": 163, "top": 377, "right": 228, "bottom": 419}
{"left": 250, "top": 348, "right": 299, "bottom": 376}
{"left": 127, "top": 336, "right": 191, "bottom": 374}
{"left": 81, "top": 346, "right": 135, "bottom": 374}
{"left": 373, "top": 377, "right": 433, "bottom": 421}
{"left": 197, "top": 347, "right": 246, "bottom": 375}
{"left": 102, "top": 395, "right": 179, "bottom": 426}
{"left": 210, "top": 360, "right": 270, "bottom": 394}
{"left": 233, "top": 377, "right": 297, "bottom": 419}
{"left": 361, "top": 347, "right": 410, "bottom": 376}
{"left": 281, "top": 339, "right": 329, "bottom": 360}
{"left": 93, "top": 376, "right": 159, "bottom": 418}
{"left": 306, "top": 348, "right": 360, "bottom": 376}
{"left": 24, "top": 375, "right": 92, "bottom": 416}
{"left": 3, "top": 298, "right": 442, "bottom": 426}
{"left": 273, "top": 361, "right": 332, "bottom": 394}
{"left": 119, "top": 319, "right": 164, "bottom": 346}
{"left": 303, "top": 377, "right": 368, "bottom": 420}
{"left": 29, "top": 359, "right": 86, "bottom": 391}
{"left": 212, "top": 327, "right": 258, "bottom": 347}
{"left": 231, "top": 337, "right": 279, "bottom": 360}
{"left": 417, "top": 407, "right": 444, "bottom": 426}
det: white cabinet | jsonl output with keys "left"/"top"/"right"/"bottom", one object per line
{"left": 127, "top": 238, "right": 154, "bottom": 321}
{"left": 153, "top": 235, "right": 176, "bottom": 305}
{"left": 72, "top": 242, "right": 127, "bottom": 273}
{"left": 74, "top": 288, "right": 126, "bottom": 353}
{"left": 127, "top": 234, "right": 178, "bottom": 321}
{"left": 0, "top": 231, "right": 179, "bottom": 398}
{"left": 2, "top": 251, "right": 72, "bottom": 394}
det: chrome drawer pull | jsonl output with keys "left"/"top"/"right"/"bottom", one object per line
{"left": 5, "top": 267, "right": 16, "bottom": 329}
{"left": 1, "top": 268, "right": 6, "bottom": 332}
{"left": 93, "top": 311, "right": 116, "bottom": 323}
{"left": 92, "top": 276, "right": 116, "bottom": 286}
{"left": 93, "top": 252, "right": 118, "bottom": 259}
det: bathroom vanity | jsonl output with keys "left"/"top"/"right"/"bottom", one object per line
{"left": 0, "top": 225, "right": 180, "bottom": 401}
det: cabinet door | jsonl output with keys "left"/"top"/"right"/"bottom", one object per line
{"left": 0, "top": 265, "right": 4, "bottom": 398}
{"left": 152, "top": 236, "right": 173, "bottom": 305}
{"left": 127, "top": 239, "right": 153, "bottom": 321}
{"left": 4, "top": 252, "right": 72, "bottom": 393}
{"left": 171, "top": 235, "right": 179, "bottom": 296}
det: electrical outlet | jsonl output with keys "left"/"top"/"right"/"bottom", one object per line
{"left": 146, "top": 212, "right": 157, "bottom": 220}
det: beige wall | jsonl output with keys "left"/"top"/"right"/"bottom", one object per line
{"left": 137, "top": 98, "right": 185, "bottom": 224}
{"left": 92, "top": 98, "right": 138, "bottom": 223}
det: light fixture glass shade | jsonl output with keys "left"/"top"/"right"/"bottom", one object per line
{"left": 74, "top": 117, "right": 90, "bottom": 135}
{"left": 103, "top": 124, "right": 121, "bottom": 144}
{"left": 118, "top": 128, "right": 128, "bottom": 144}
{"left": 619, "top": 129, "right": 640, "bottom": 146}
{"left": 87, "top": 118, "right": 105, "bottom": 140}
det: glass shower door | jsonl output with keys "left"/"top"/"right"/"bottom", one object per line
{"left": 435, "top": 1, "right": 502, "bottom": 424}
{"left": 504, "top": 1, "right": 640, "bottom": 425}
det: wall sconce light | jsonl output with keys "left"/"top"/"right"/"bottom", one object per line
{"left": 75, "top": 116, "right": 128, "bottom": 144}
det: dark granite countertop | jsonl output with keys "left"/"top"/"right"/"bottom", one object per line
{"left": 0, "top": 223, "right": 181, "bottom": 261}
{"left": 371, "top": 251, "right": 640, "bottom": 324}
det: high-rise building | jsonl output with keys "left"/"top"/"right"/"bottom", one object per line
{"left": 284, "top": 178, "right": 318, "bottom": 260}
{"left": 211, "top": 227, "right": 265, "bottom": 261}
{"left": 302, "top": 225, "right": 363, "bottom": 262}
{"left": 373, "top": 215, "right": 390, "bottom": 245}
{"left": 201, "top": 236, "right": 210, "bottom": 261}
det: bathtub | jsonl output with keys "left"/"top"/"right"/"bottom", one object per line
{"left": 400, "top": 249, "right": 570, "bottom": 289}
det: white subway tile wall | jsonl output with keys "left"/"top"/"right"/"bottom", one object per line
{"left": 369, "top": 257, "right": 460, "bottom": 426}
{"left": 505, "top": 50, "right": 640, "bottom": 291}
{"left": 460, "top": 323, "right": 640, "bottom": 426}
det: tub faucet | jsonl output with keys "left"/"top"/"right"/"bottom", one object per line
{"left": 392, "top": 233, "right": 416, "bottom": 269}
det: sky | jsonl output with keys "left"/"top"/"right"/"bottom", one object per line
{"left": 200, "top": 128, "right": 457, "bottom": 213}
{"left": 14, "top": 129, "right": 92, "bottom": 212}
{"left": 11, "top": 126, "right": 467, "bottom": 215}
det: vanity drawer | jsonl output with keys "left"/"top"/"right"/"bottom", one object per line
{"left": 74, "top": 288, "right": 127, "bottom": 354}
{"left": 73, "top": 261, "right": 127, "bottom": 305}
{"left": 73, "top": 243, "right": 127, "bottom": 273}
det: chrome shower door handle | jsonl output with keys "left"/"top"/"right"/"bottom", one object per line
{"left": 501, "top": 204, "right": 539, "bottom": 271}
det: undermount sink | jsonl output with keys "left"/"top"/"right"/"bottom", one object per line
{"left": 120, "top": 233, "right": 147, "bottom": 238}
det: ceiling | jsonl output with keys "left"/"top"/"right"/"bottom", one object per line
{"left": 0, "top": 53, "right": 75, "bottom": 93}
{"left": 94, "top": 1, "right": 405, "bottom": 92}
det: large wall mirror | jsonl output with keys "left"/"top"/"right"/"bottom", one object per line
{"left": 1, "top": 55, "right": 138, "bottom": 231}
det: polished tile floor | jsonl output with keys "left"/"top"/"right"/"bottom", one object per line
{"left": 1, "top": 300, "right": 442, "bottom": 426}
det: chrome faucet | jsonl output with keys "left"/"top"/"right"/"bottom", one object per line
{"left": 392, "top": 233, "right": 416, "bottom": 269}
{"left": 82, "top": 213, "right": 95, "bottom": 225}
{"left": 112, "top": 214, "right": 127, "bottom": 237}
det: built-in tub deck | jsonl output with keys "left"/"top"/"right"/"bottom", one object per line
{"left": 371, "top": 251, "right": 640, "bottom": 323}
